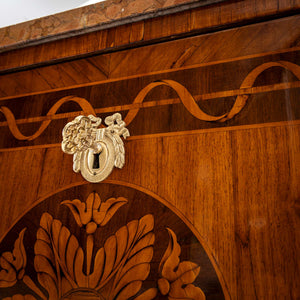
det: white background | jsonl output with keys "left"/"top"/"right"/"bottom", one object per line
{"left": 0, "top": 0, "right": 105, "bottom": 28}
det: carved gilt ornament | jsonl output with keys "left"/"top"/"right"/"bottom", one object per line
{"left": 61, "top": 113, "right": 130, "bottom": 182}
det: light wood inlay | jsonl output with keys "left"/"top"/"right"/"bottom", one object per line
{"left": 0, "top": 188, "right": 225, "bottom": 299}
{"left": 0, "top": 61, "right": 299, "bottom": 143}
{"left": 1, "top": 46, "right": 299, "bottom": 102}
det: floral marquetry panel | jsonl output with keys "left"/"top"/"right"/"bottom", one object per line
{"left": 0, "top": 183, "right": 226, "bottom": 300}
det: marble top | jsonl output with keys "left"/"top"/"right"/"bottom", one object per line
{"left": 0, "top": 0, "right": 223, "bottom": 51}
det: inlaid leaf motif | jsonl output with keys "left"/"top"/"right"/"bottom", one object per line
{"left": 134, "top": 288, "right": 158, "bottom": 300}
{"left": 34, "top": 211, "right": 155, "bottom": 298}
{"left": 87, "top": 214, "right": 154, "bottom": 292}
{"left": 34, "top": 213, "right": 59, "bottom": 299}
{"left": 114, "top": 281, "right": 143, "bottom": 300}
{"left": 34, "top": 213, "right": 82, "bottom": 299}
{"left": 0, "top": 228, "right": 27, "bottom": 288}
{"left": 159, "top": 228, "right": 206, "bottom": 300}
{"left": 169, "top": 283, "right": 206, "bottom": 300}
{"left": 87, "top": 247, "right": 105, "bottom": 288}
{"left": 105, "top": 214, "right": 155, "bottom": 300}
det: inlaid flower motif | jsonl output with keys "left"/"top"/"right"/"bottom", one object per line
{"left": 61, "top": 192, "right": 128, "bottom": 234}
{"left": 0, "top": 228, "right": 27, "bottom": 287}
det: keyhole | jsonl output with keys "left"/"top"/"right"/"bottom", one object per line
{"left": 93, "top": 153, "right": 100, "bottom": 169}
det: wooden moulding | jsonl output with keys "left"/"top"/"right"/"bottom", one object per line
{"left": 0, "top": 0, "right": 226, "bottom": 53}
{"left": 0, "top": 0, "right": 299, "bottom": 72}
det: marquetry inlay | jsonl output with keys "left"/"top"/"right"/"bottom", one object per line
{"left": 0, "top": 183, "right": 226, "bottom": 299}
{"left": 0, "top": 60, "right": 299, "bottom": 149}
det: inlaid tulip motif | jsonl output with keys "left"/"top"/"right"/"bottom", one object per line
{"left": 62, "top": 192, "right": 128, "bottom": 276}
{"left": 61, "top": 192, "right": 128, "bottom": 234}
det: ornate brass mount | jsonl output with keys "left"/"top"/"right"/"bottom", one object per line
{"left": 61, "top": 113, "right": 130, "bottom": 182}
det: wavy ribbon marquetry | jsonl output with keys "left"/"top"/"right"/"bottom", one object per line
{"left": 0, "top": 61, "right": 299, "bottom": 141}
{"left": 0, "top": 96, "right": 96, "bottom": 141}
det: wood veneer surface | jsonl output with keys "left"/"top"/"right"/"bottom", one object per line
{"left": 0, "top": 2, "right": 299, "bottom": 299}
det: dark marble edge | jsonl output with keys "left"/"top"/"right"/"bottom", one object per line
{"left": 0, "top": 0, "right": 226, "bottom": 54}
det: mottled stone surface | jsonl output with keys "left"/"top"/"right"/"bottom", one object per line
{"left": 0, "top": 0, "right": 219, "bottom": 50}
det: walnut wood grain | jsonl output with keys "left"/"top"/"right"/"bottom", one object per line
{"left": 0, "top": 2, "right": 299, "bottom": 299}
{"left": 0, "top": 66, "right": 299, "bottom": 144}
{"left": 1, "top": 15, "right": 299, "bottom": 100}
{"left": 0, "top": 51, "right": 298, "bottom": 149}
{"left": 0, "top": 123, "right": 299, "bottom": 299}
{"left": 0, "top": 79, "right": 299, "bottom": 130}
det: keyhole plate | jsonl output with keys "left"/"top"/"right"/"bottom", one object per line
{"left": 81, "top": 139, "right": 115, "bottom": 183}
